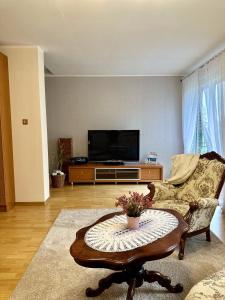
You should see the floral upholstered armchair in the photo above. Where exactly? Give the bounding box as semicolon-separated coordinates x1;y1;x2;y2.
146;152;225;260
185;268;225;300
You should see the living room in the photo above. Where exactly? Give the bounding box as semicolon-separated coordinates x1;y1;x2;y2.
0;1;225;299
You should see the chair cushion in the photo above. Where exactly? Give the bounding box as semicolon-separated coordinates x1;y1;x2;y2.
177;158;225;203
153;199;190;216
185;268;225;300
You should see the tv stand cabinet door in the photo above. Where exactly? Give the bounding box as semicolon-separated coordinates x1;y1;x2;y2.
140;167;162;181
69;167;94;183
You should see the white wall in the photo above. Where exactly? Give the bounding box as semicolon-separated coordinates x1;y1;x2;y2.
37;48;50;200
0;46;49;202
46;76;183;177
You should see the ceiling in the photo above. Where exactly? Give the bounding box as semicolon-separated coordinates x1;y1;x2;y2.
0;0;225;76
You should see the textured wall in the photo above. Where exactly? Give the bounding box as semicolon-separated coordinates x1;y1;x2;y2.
46;76;183;177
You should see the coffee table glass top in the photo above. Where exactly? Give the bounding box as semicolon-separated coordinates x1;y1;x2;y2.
85;209;178;252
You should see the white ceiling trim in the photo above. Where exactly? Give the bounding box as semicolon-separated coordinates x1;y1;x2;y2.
183;42;225;76
45;74;183;78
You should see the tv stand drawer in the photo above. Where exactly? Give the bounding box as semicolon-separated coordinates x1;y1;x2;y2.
95;168;140;181
69;168;94;182
141;168;162;180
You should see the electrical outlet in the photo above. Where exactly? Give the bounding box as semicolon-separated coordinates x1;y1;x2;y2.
22;119;28;125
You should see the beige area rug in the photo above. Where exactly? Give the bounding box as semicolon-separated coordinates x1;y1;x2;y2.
10;209;225;300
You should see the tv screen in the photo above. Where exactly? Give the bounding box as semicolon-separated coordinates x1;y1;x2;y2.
88;130;140;162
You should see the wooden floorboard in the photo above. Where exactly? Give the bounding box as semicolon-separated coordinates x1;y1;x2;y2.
0;183;224;300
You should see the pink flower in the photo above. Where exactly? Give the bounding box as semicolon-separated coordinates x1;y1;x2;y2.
115;191;153;217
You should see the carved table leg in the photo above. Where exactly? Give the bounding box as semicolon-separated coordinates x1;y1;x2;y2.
85;266;183;297
144;270;183;293
206;228;211;242
178;236;186;260
126;278;136;300
86;271;128;297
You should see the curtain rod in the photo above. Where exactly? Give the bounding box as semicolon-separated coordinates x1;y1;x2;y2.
181;47;225;81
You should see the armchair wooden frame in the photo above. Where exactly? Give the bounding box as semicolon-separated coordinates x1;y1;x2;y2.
147;151;225;260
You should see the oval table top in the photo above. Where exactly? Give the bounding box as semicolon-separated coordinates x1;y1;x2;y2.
70;209;188;271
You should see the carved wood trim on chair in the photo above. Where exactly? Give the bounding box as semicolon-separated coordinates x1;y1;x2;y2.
200;151;225;164
147;183;155;200
183;202;199;224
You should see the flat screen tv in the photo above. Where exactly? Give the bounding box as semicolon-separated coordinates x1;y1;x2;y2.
88;130;140;162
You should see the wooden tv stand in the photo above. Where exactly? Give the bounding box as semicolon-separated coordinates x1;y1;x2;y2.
69;163;163;184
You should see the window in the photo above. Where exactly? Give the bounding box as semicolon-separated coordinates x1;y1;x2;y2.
182;51;225;155
196;82;223;154
197;90;208;154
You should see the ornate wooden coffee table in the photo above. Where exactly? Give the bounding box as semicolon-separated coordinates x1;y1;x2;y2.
70;209;188;300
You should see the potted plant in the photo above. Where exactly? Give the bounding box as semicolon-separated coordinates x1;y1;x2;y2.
51;170;65;188
115;191;153;229
51;143;65;188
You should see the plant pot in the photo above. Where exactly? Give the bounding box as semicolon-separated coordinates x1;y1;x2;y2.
127;215;140;230
51;174;65;188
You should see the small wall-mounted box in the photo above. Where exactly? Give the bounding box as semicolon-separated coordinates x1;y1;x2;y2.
22;119;28;125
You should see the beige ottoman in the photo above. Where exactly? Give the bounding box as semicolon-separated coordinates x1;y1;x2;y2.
185;268;225;299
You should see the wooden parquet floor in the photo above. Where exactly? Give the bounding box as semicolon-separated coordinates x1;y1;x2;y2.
0;184;224;300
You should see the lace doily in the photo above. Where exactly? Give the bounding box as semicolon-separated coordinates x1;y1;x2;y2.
85;209;178;252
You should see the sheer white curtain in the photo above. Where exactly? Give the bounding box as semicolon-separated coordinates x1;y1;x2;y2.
182;51;225;210
182;72;199;153
198;54;225;154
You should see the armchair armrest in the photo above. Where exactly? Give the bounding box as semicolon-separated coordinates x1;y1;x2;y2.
189;198;218;210
147;182;155;199
147;181;178;201
185;198;218;233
